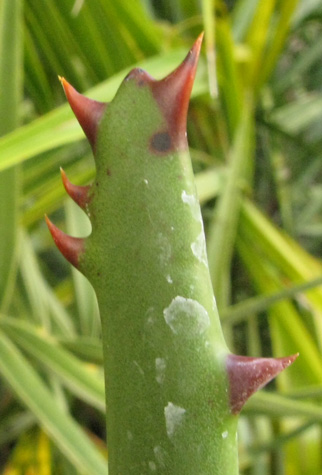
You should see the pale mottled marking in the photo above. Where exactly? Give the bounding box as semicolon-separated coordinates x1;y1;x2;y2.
148;461;157;471
155;357;166;384
153;445;166;467
191;231;208;266
163;296;210;337
164;402;186;438
166;274;173;284
181;190;201;221
157;232;171;266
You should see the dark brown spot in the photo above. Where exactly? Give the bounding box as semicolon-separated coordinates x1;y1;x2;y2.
150;132;172;153
107;168;112;176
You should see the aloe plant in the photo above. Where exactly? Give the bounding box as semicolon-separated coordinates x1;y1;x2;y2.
47;35;297;474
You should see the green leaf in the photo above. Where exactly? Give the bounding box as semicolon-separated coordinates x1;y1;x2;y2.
245;391;322;421
19;232;75;335
0;0;22;311
269;94;322;135
221;275;322;325
0;329;107;475
207;106;254;308
0;316;105;412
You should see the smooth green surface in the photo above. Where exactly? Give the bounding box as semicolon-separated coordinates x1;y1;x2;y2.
79;73;237;474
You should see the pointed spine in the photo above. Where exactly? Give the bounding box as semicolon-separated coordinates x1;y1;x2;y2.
45;215;85;269
60;168;91;211
150;33;204;150
59;76;107;150
226;353;299;414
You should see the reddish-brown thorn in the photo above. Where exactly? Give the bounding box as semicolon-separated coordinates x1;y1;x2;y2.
150;32;204;150
60;168;91;210
45;215;85;269
226;353;299;415
59;76;107;150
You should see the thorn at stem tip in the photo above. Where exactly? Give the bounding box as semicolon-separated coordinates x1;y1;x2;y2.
150;33;204;150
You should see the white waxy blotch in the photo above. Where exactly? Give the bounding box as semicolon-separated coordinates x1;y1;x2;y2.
222;430;228;439
182;190;208;266
148;461;157;471
145;307;156;327
153;445;166;467
155;357;166;384
144;179;149;185
191;231;208;266
157;232;172;266
181;190;201;221
163;296;210;337
166;274;173;284
164;402;186;438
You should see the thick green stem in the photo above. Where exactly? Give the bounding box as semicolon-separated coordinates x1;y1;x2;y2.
83;53;237;472
47;36;296;474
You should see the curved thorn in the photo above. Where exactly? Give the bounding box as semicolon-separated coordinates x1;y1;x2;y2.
45;215;85;269
60;168;91;210
150;32;204;150
59;76;107;150
226;353;299;414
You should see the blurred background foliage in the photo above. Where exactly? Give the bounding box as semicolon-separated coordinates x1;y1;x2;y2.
1;0;322;473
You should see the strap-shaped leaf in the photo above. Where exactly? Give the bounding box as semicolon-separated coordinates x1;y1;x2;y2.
0;330;107;475
0;316;105;412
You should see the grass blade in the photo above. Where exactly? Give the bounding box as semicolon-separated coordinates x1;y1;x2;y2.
0;330;107;474
0;0;22;311
207;106;254;308
0;316;105;412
